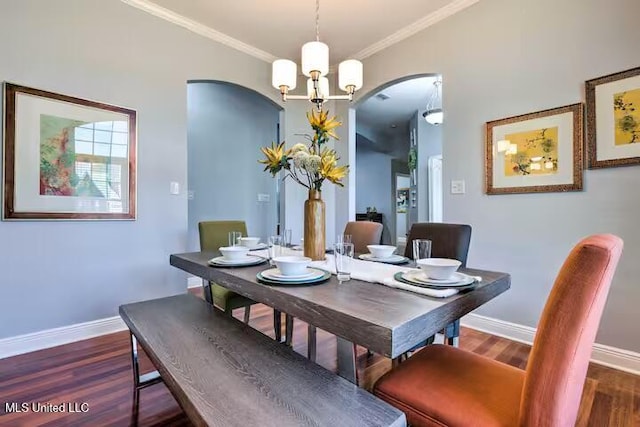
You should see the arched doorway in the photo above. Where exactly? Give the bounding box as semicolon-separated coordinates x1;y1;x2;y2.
187;80;283;250
351;73;443;247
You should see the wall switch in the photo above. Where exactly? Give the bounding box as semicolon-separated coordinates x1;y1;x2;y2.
170;181;180;195
451;180;466;194
187;190;195;200
257;193;270;202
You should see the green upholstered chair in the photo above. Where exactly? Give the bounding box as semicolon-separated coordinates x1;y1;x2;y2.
198;221;284;339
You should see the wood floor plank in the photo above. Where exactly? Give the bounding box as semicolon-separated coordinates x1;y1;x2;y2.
0;290;638;426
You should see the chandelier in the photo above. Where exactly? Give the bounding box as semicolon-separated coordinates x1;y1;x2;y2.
422;79;443;125
271;0;363;111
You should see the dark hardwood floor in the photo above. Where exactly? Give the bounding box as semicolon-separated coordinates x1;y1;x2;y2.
1;289;638;426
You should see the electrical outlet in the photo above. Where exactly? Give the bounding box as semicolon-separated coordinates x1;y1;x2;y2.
187;190;195;200
257;193;270;202
451;180;466;194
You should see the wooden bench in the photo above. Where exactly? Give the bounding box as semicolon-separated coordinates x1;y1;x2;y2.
119;294;406;427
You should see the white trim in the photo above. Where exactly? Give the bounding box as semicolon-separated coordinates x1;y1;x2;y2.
188;276;203;289
350;0;481;60
120;0;479;65
462;313;640;376
0;316;127;360
120;0;277;63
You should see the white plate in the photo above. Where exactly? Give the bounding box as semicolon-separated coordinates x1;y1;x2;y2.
261;268;325;281
402;271;475;287
359;254;407;263
208;256;265;266
247;243;268;251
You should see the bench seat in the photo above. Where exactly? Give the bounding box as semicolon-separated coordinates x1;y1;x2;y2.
119;294;406;427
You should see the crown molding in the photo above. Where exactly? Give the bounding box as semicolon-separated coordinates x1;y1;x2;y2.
121;0;479;66
350;0;481;61
120;0;277;63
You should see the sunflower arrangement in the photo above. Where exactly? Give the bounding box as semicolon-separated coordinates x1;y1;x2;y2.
259;110;348;190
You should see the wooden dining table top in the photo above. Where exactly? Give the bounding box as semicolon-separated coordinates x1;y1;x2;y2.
170;251;510;358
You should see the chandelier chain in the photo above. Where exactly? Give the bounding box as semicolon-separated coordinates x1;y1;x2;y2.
315;0;320;41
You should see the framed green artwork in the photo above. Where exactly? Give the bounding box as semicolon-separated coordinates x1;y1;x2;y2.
3;83;137;220
586;66;640;168
485;103;583;195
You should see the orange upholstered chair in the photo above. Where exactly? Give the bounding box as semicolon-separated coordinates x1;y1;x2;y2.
374;234;623;427
344;221;383;253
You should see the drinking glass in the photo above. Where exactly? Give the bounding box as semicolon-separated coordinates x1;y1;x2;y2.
283;229;292;247
413;239;432;261
335;242;355;283
268;235;284;266
337;234;352;244
228;231;242;247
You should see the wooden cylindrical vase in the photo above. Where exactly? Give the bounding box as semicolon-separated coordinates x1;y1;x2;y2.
304;189;325;261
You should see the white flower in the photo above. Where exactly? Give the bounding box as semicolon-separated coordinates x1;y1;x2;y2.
290;143;309;154
293;151;309;169
304;155;322;173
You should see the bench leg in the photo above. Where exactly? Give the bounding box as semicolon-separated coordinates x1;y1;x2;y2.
243;306;251;324
336;337;357;384
129;332;163;396
307;325;317;362
274;310;282;342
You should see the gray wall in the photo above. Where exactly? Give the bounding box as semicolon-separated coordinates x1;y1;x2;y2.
0;0;278;339
416;109;443;222
355;147;393;244
187;82;280;250
357;0;640;351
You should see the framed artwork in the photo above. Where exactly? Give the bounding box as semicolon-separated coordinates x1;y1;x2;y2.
485;103;583;195
586;66;640;168
396;188;409;213
3;83;137;220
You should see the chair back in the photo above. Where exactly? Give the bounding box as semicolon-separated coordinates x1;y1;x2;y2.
519;234;623;426
198;220;248;251
403;223;472;266
344;221;383;254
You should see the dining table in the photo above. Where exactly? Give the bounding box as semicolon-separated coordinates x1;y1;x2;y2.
169;250;510;384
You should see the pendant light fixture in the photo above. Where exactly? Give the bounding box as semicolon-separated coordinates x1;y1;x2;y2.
271;0;363;111
423;79;443;125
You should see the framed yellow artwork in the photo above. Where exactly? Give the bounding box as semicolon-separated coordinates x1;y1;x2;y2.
485;104;583;195
586;66;640;168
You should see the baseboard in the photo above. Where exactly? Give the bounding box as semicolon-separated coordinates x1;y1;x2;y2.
187;276;202;289
0;316;127;360
462;313;640;376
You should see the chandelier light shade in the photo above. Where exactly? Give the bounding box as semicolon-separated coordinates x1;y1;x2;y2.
301;41;329;77
271;0;363;111
423;79;443;125
272;59;297;91
338;60;363;92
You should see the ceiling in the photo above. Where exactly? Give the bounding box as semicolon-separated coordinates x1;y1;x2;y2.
125;0;478;63
357;75;440;141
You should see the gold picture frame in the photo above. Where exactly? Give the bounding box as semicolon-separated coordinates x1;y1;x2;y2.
3;83;137;220
586;66;640;169
485;103;583;195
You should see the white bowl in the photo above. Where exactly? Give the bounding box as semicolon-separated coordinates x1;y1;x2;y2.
239;237;261;248
219;246;250;261
416;258;462;280
273;256;312;276
367;245;397;259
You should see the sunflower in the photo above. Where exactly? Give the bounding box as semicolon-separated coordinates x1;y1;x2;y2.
259;141;291;176
307;110;342;141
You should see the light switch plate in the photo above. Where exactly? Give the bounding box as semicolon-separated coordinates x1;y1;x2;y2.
170;181;180;195
187;190;195;200
257;193;270;202
451;180;465;194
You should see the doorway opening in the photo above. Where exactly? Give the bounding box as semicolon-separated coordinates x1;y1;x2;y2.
186;80;282;251
353;74;443;246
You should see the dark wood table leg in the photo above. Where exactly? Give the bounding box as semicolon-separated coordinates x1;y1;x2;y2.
274;309;282;342
285;314;294;347
336;336;357;384
307;324;317;362
445;319;460;346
